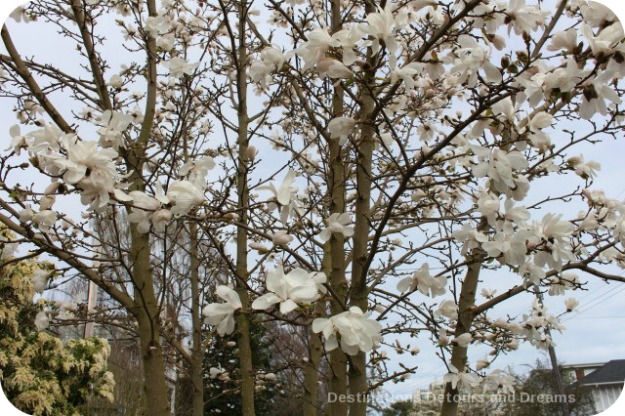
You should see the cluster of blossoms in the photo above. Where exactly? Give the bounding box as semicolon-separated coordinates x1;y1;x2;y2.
312;307;383;355
251;265;327;314
203;267;384;357
254;169;355;247
520;298;564;350
10;117;210;235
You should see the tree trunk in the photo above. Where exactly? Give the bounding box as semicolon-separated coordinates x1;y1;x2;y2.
348;5;377;411
234;2;256;414
189;223;204;416
136;313;172;416
303;327;323;416
324;2;352;414
131;227;172;416
303;252;331;416
440;247;485;416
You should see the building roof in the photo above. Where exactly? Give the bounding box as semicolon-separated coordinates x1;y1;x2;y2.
561;362;605;370
579;360;625;386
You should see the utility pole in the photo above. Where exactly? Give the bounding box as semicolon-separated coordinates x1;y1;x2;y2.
534;286;570;416
84;233;101;339
83;279;98;338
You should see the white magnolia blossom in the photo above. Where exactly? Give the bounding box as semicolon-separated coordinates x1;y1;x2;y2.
97;110;133;149
316;57;353;79
476;359;490;371
547;273;579;296
31;210;57;231
579;75;622;120
519;262;547;286
318;213;354;242
452;223;488;255
480;288;497;299
29;129;123;209
359;6;403;55
435;300;458;320
258;170;303;224
312;307;383;355
443;364;480;390
271;230;294;246
209;366;230;381
567;154;601;180
547;29;578;53
0;242;17;260
108;74;123;88
481;231;529;267
521;298;564;350
390;63;423;89
156;34;176;51
472;146;529;200
7;124;29;155
162;57;199;79
203;285;242;336
39;195;56;211
145;15;170;37
452;333;472;348
449;35;501;87
54;137;119;188
564;298;579;312
179;156;215;182
328;117;357;145
332;26;365;66
127;188;172;233
502;0;548;36
530;214;575;271
252;265;327;314
166;180;205;215
438;328;450;346
396;263;446;297
10;6;30;23
250;46;287;86
296;27;340;69
483;369;516;393
581;22;625;58
28;124;64;154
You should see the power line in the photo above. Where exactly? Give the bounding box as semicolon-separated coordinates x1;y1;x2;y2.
562;283;625;322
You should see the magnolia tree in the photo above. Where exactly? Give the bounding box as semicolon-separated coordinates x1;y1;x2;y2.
1;0;625;415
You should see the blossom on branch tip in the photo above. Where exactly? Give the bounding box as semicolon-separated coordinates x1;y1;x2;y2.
97;110;133;149
443;364;481;390
312;307;383;355
252;265;326;314
203;285;242;336
271;231;294;246
328;117;357;145
166;180;205;215
318;213;354;242
7;125;29;155
162;57;199;79
564;298;579;312
396;263;446;297
296;27;340;69
452;333;473;348
258;169;303;224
